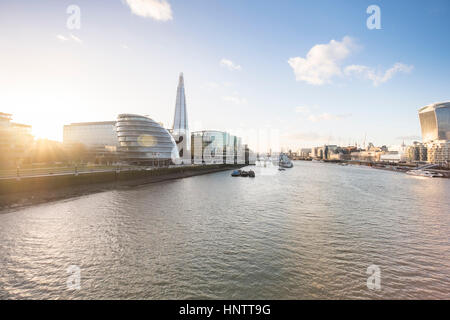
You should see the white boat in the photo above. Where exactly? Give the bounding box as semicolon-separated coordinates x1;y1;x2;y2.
406;170;443;178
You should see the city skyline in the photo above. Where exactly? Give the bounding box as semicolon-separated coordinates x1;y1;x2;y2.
0;1;449;303
0;0;449;150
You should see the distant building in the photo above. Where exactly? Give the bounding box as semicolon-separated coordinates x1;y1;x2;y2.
426;141;450;167
298;148;311;158
63;121;118;149
328;146;352;161
191;130;245;164
116;114;179;166
63;121;118;162
324;145;338;159
419;102;450;143
351;143;388;162
406;141;427;163
311;145;338;160
0;112;33;166
418;102;450;166
310;147;319;159
171;73;191;164
380;152;402;163
380;142;408;163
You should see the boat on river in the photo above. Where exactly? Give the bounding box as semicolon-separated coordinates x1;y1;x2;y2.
279;153;293;168
406;169;443;178
231;170;241;177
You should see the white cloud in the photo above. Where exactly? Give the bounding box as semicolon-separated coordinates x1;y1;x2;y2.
202;82;234;90
125;0;173;21
283;131;327;142
56;34;68;41
288;36;355;85
289;36;413;86
295;106;310;114
222;95;247;105
294;105;350;122
203;82;219;89
57;34;82;44
220;58;242;71
308;113;351;122
344;62;413;86
70;34;82;43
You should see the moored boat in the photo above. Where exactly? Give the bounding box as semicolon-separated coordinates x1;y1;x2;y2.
231;170;241;177
279;153;293;168
406;169;443;178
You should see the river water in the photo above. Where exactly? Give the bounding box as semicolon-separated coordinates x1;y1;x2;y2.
0;161;449;299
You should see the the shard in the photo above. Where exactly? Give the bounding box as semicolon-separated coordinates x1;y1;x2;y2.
172;73;190;162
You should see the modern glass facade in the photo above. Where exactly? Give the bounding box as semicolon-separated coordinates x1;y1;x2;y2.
435;106;450;141
63;121;118;148
116;114;179;165
171;73;190;162
191;130;245;164
426;141;450;166
406;142;427;162
418;102;450;166
0;112;33;166
419;102;450;143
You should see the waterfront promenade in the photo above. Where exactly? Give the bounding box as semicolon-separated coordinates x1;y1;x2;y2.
0;164;245;210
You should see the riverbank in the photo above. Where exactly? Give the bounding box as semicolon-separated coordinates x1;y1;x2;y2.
294;158;450;178
0;164;245;210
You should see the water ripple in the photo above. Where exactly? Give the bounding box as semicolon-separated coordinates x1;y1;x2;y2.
0;161;449;299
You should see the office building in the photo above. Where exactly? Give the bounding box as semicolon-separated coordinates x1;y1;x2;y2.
171;73;191;163
0;112;33;166
63;121;118;148
116;114;179;165
191;130;244;164
418;102;450;166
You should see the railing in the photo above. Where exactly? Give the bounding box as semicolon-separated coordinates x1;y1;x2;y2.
0;164;148;180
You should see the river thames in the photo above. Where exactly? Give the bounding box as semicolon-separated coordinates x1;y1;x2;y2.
0;161;449;299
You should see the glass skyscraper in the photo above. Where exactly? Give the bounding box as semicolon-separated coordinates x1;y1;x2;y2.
419;102;450;143
171;73;190;163
418;102;450;166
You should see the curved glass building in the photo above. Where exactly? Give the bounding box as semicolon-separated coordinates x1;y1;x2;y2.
116;114;179;165
419;102;450;143
418;102;450;166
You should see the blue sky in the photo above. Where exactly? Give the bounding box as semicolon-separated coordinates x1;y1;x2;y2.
0;0;449;150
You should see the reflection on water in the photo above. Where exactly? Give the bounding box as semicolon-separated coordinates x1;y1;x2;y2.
0;161;449;299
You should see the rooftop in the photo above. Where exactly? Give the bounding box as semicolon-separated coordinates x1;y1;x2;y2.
66;121;116;126
12;122;32;128
418;101;450;113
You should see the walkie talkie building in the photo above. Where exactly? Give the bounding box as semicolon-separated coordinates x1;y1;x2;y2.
419;102;450;143
418;102;450;166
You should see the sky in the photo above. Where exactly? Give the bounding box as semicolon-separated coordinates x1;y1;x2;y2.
0;0;449;151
